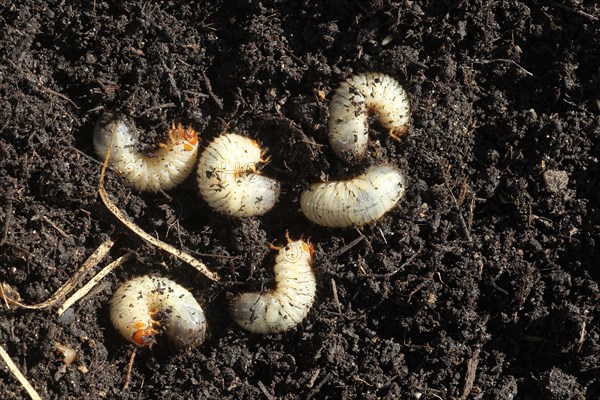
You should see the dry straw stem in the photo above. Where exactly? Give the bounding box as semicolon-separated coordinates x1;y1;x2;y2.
57;251;134;316
97;122;219;282
0;344;42;400
2;238;115;309
0;282;12;309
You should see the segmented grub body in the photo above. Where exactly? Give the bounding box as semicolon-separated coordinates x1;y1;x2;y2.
93;119;199;192
230;239;316;334
197;133;280;217
329;73;411;162
300;164;406;228
110;275;206;348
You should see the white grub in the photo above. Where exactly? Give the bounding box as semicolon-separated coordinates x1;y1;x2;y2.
300;164;406;228
197;133;280;217
93;118;199;192
230;238;316;334
110;275;206;348
328;73;411;162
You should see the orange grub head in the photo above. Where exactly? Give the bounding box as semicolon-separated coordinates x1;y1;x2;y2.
131;322;158;346
169;123;198;149
302;241;315;258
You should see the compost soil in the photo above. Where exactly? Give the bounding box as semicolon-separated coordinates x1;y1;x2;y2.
1;1;599;399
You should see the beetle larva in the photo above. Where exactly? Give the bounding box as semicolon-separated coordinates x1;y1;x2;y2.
300;164;406;228
110;275;206;348
230;238;316;334
328;73;411;163
93;118;199;192
197;133;280;217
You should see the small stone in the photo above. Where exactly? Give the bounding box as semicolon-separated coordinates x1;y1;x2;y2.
543;170;569;193
55;342;77;365
57;308;75;325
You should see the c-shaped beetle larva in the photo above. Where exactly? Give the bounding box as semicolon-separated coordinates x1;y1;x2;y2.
93;118;199;192
197;133;281;217
328;73;411;163
229;236;316;334
300;164;406;228
110;275;207;348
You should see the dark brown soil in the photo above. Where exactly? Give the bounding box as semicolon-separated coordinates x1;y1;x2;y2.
1;1;599;399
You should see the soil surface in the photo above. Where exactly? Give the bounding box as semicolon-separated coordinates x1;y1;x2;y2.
1;1;599;399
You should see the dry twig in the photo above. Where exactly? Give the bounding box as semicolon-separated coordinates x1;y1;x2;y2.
550;1;598;21
0;345;42;400
442;168;472;242
331;278;342;315
2;238;115;309
122;348;137;390
327;234;366;261
461;347;480;399
0;282;11;309
97;123;219;281
1;201;12;245
257;380;275;400
58;251;133;316
474;58;535;77
139;103;176;116
40;215;69;238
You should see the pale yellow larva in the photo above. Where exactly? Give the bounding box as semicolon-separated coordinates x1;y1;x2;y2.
230;238;316;334
110;275;206;348
197;133;280;217
93;118;199;192
300;164;406;228
328;73;411;163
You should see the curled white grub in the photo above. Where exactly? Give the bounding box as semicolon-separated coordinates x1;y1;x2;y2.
300;164;406;228
329;73;411;162
93;118;199;191
197;133;280;217
110;275;206;348
230;237;316;334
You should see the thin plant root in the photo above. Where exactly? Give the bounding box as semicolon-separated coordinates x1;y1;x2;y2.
58;251;134;316
0;344;42;400
2;238;115;309
98;122;219;282
123;348;137;390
